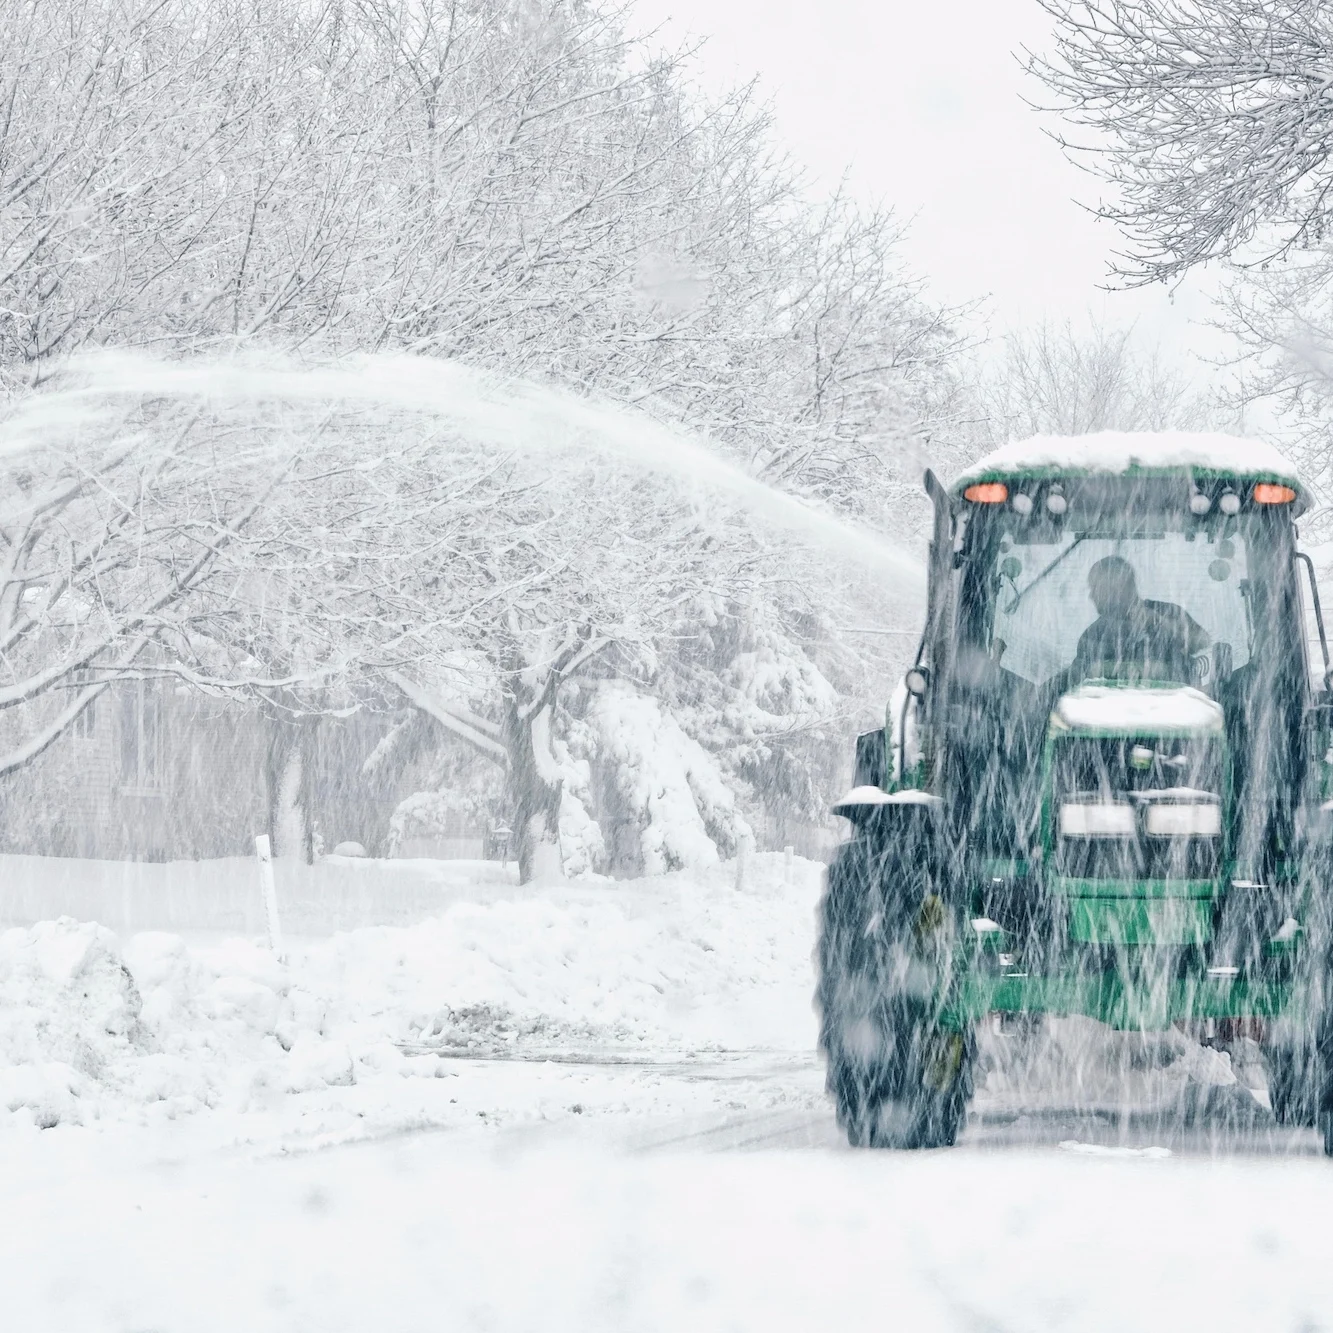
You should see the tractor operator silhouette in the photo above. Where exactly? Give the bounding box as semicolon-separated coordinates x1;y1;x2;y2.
1070;555;1209;684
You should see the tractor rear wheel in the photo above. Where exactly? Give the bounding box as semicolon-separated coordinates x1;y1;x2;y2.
816;832;973;1149
830;998;974;1149
1262;1045;1318;1127
1319;1112;1333;1157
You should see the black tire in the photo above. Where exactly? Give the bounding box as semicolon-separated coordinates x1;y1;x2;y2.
1321;1111;1333;1157
816;827;973;1150
1263;1045;1318;1127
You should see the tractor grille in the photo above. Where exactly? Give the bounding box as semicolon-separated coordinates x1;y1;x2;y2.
1052;735;1223;882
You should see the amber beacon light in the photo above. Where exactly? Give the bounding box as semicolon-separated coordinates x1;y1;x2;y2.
963;482;1008;504
1253;483;1297;505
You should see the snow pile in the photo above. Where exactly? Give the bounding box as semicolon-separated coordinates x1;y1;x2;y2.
0;855;823;1129
0;918;431;1127
978;1014;1269;1123
0;919;142;1127
304;860;815;1055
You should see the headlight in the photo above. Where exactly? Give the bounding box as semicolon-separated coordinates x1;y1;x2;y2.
1145;802;1220;837
1059;802;1135;837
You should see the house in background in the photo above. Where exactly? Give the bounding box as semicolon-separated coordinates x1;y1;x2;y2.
0;684;463;863
0;682;821;868
0;682;270;861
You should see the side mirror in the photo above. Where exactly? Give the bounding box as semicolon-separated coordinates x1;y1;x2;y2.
853;729;887;789
905;666;930;698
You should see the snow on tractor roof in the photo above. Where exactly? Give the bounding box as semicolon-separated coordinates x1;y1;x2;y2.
1051;684;1224;736
952;430;1303;492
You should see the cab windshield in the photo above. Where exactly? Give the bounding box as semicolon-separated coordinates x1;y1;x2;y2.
945;484;1304;878
991;526;1251;688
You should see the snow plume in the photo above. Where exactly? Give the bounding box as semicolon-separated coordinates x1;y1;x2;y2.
0;348;926;595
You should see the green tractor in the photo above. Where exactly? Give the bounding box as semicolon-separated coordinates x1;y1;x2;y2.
817;433;1333;1150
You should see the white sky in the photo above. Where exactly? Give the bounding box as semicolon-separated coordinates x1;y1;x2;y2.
630;0;1227;365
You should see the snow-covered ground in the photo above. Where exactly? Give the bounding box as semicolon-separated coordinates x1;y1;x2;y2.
1;851;1330;1331
0;852;822;1131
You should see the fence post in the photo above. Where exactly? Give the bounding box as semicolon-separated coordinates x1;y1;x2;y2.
255;834;285;962
735;829;752;892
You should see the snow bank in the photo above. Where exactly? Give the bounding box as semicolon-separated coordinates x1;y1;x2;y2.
0;920;141;1127
0;854;823;1129
0;852;1283;1137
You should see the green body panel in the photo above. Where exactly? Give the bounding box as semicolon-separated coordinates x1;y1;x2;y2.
1066;896;1214;946
942;969;1298;1033
1032;688;1233;946
1052;876;1216;900
930;682;1298;1027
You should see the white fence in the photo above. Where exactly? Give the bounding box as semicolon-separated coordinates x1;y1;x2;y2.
0;854;519;936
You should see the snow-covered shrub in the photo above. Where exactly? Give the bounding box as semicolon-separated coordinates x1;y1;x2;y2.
723;643;840;722
386;790;477;857
561;682;751;876
659;596;855;840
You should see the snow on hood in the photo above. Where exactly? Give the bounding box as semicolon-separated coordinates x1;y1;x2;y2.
1051;684;1224;736
953;430;1302;490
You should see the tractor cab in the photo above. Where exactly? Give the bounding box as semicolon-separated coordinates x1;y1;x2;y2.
906;437;1322;906
819;433;1333;1151
899;436;1320;928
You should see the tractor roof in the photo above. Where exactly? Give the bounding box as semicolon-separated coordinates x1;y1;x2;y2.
952;431;1306;507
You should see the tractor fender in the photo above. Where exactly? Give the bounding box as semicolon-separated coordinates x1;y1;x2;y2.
828;789;954;921
830;786;942;820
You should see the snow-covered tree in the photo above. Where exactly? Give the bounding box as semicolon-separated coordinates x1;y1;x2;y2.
1;0;968;872
0;0;387;377
0;377;298;775
1030;0;1333;285
973;319;1221;444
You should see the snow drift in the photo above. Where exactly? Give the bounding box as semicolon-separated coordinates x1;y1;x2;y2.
0;854;824;1128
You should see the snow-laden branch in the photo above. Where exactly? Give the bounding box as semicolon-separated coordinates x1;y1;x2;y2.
0;632;151;776
387;670;507;764
1029;0;1333;283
